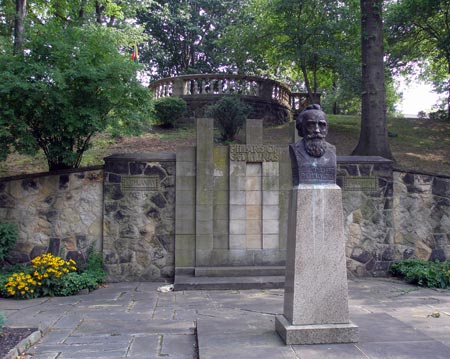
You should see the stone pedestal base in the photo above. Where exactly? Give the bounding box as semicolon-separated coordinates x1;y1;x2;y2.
276;184;358;344
275;315;359;345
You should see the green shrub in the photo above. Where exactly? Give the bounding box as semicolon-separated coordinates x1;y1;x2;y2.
153;97;187;128
390;259;450;289
0;223;18;263
205;96;250;142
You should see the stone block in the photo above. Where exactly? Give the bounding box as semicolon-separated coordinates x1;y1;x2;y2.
263;191;279;205
230;205;246;220
230;220;246;235
196;234;213;250
229;235;246;249
213;204;229;220
245;119;263;144
247;163;262;176
263;234;279;249
263;176;279;191
230;161;247;177
214;175;228;190
214;146;229;164
196;220;213;235
196;204;213;221
246;220;262;235
214;190;229;205
415;240;432;260
176;205;195;221
230;190;246;205
263;162;279;176
246;190;262;205
176;190;195;205
246;234;262;249
213;219;229;235
247;205;262;220
176;176;196;190
263;205;279;220
246;176;262;191
263;219;279;235
176;219;195;235
275;316;358;345
213;234;229;249
176;161;196;177
175;249;195;267
230;176;247;190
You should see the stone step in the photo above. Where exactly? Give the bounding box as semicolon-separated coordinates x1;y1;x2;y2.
174;274;285;291
194;266;285;277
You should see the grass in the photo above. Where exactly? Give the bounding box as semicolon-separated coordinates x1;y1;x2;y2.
0;115;449;177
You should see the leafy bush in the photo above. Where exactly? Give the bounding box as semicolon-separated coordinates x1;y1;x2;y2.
428;109;447;122
0;22;152;171
4;253;77;298
153;97;187;128
206;96;250;142
2;251;107;299
390;259;450;289
0;223;18;263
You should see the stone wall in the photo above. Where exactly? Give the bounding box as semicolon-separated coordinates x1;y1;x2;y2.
0;167;103;265
0;152;449;281
103;154;176;282
393;171;450;262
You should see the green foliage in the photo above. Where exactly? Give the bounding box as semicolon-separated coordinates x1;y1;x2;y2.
0;22;152;171
1;251;106;299
0;223;18;263
137;0;243;79
206;96;250;142
390;259;450;289
0;311;6;333
153;97;187;128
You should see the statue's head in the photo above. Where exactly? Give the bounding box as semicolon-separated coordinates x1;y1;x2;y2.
295;104;329;158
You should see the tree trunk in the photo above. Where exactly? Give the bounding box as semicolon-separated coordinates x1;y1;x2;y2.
13;0;26;55
301;63;315;104
447;62;450;121
352;0;393;159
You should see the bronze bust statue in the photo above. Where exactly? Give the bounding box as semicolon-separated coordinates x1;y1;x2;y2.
289;104;336;185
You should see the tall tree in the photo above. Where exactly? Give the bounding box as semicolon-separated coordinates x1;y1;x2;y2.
220;0;362;108
13;0;26;54
352;0;392;159
137;0;242;80
385;0;450;120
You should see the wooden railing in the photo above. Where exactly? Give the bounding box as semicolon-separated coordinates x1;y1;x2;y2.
150;74;319;112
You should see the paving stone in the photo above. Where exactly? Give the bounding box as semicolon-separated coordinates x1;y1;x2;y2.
160;334;197;357
358;340;450;359
127;335;160;358
292;343;367;359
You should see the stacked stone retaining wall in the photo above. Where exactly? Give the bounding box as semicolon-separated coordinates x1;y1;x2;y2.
0;160;448;280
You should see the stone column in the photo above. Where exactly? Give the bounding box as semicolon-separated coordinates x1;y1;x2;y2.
275;184;358;344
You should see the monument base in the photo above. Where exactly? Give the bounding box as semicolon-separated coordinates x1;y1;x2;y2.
275;315;359;345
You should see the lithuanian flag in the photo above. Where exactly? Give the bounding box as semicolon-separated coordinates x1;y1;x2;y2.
131;43;139;63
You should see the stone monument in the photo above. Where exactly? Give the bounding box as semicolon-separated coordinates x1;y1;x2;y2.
275;105;358;344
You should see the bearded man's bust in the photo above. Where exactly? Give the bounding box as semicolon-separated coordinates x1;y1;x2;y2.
289;105;336;185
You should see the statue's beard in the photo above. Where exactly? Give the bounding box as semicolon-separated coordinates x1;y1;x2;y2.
304;135;326;158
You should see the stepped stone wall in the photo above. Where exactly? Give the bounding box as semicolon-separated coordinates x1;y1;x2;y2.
0;153;448;280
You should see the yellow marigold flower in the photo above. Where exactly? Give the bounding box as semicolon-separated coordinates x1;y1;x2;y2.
20;291;25;295
25;287;29;291
43;273;48;278
30;289;34;293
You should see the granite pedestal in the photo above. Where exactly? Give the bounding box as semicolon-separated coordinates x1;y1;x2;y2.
275;184;358;344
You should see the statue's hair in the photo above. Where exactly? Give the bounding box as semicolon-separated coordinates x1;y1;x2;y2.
295;104;325;138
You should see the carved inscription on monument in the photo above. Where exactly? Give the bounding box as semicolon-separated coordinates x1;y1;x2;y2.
230;144;280;162
298;167;336;184
121;176;160;191
342;176;378;191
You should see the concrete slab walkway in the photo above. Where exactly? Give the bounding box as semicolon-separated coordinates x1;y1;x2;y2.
1;278;450;359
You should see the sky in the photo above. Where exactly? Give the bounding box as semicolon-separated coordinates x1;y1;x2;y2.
396;80;444;116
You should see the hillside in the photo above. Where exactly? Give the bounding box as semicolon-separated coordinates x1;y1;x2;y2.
1;115;449;178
